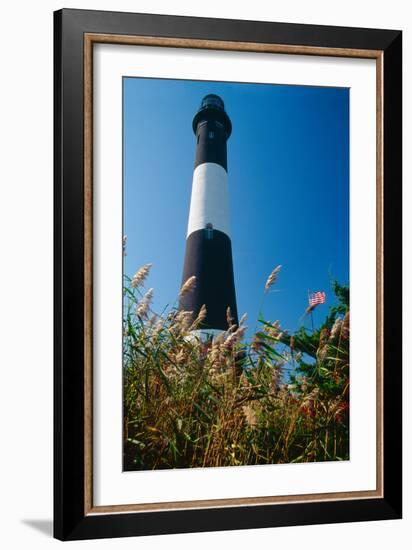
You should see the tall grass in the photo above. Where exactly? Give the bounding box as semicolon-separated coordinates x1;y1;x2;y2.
123;267;349;470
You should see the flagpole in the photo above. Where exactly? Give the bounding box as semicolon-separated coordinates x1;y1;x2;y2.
308;289;314;332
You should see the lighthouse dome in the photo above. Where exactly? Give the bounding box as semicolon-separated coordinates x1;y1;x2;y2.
192;94;232;137
201;94;225;110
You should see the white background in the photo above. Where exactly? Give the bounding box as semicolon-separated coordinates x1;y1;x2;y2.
0;0;409;548
94;44;376;505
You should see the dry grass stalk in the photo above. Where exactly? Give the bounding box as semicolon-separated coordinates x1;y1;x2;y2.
179;275;196;298
171;310;193;333
190;304;207;330
136;288;153;318
223;325;246;350
239;313;247;326
131;263;152;288
341;311;350;339
329;317;342;340
265;264;282;292
264;319;280;336
242;404;258;428
226;306;235;327
152;317;164;337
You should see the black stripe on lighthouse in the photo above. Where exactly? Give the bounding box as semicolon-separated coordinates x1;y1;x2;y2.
180;94;238;331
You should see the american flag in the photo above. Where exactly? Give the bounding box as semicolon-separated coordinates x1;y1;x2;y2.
308;291;326;307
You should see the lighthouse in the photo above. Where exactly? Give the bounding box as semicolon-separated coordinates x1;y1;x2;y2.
179;94;238;333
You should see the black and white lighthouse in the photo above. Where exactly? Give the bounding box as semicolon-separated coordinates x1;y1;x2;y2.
180;94;238;333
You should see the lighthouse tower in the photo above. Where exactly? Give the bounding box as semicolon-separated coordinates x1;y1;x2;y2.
179;94;238;333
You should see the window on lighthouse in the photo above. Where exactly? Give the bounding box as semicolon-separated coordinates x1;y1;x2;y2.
208;130;215;139
205;223;214;240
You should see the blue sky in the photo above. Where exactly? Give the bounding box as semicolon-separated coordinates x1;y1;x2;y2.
123;77;349;336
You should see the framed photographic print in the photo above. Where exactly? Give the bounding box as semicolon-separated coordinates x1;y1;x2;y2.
54;8;402;541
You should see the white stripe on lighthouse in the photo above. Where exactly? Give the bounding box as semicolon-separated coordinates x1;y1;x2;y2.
186;162;230;237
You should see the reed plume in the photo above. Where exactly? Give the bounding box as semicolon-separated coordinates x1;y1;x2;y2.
239;313;247;327
265;264;282;292
179;275;196;298
136;288;153;318
329;317;342;340
226;306;235;327
223;325;246;349
341;311;350;339
171;310;193;333
131;263;152;288
190;304;207;330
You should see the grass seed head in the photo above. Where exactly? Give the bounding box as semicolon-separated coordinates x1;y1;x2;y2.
190;304;207;330
179;275;196;298
131;263;152;288
136;288;153;318
265;264;282;292
226;306;235;327
171;310;193;333
330;317;342;340
341;311;350;339
239;313;247;327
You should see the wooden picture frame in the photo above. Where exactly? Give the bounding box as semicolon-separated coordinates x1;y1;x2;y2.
54;8;402;540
